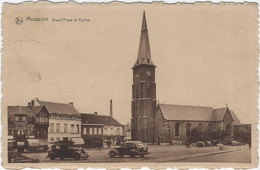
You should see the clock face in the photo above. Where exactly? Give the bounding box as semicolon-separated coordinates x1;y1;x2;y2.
146;71;151;76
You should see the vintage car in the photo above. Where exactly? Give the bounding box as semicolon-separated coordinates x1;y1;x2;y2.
204;141;212;146
8;151;39;163
108;141;149;158
48;141;89;160
196;141;206;147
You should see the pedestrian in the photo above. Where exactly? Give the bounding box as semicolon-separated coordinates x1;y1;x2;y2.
107;140;111;148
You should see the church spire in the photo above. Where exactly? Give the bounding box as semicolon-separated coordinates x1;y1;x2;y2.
133;11;155;68
141;10;148;31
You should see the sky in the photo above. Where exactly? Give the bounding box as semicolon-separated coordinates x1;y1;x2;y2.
2;3;258;125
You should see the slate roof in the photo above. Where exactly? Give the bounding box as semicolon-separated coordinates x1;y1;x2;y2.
81;113;122;126
159;104;214;121
38;101;79;115
133;11;155;68
8;106;43;116
158;104;241;124
230;110;241;125
212;108;226;121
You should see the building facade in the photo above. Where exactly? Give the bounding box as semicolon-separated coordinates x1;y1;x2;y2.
81;113;124;147
123;123;131;142
131;11;157;143
103;124;123;146
154;104;235;144
81;113;104;148
8;105;49;149
30;98;83;144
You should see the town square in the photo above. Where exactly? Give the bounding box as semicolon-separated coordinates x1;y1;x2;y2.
2;2;257;168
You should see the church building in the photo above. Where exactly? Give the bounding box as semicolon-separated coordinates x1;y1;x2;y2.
131;11;157;143
131;11;244;144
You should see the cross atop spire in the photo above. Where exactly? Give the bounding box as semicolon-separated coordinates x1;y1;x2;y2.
133;11;155;68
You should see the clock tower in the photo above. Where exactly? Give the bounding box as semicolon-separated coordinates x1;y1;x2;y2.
131;11;156;143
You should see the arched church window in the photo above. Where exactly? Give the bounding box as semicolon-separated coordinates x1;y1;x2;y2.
226;124;231;136
175;123;180;136
186;123;191;136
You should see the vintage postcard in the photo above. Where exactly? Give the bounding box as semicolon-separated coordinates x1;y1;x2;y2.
1;1;258;169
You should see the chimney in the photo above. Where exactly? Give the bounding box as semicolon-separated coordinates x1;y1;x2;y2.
32;98;41;106
94;112;98;115
69;102;74;106
31;100;34;107
110;100;113;118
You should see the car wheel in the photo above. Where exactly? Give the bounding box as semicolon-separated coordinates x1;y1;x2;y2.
109;152;115;158
119;154;124;158
74;154;80;160
60;156;64;160
50;153;55;160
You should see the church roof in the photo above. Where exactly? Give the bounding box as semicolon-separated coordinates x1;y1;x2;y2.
81;113;122;126
133;11;155;68
158;103;240;123
230;110;241;125
159;104;214;121
212;108;226;121
38;100;79;115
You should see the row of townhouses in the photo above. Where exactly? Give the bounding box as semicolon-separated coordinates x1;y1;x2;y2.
8;98;129;148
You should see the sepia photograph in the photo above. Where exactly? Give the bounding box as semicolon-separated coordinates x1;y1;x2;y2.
1;2;258;169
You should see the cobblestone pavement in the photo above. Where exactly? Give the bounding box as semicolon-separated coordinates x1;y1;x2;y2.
21;144;250;163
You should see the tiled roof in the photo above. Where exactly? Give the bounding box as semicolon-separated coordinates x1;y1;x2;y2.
8;106;43;115
159;104;214;121
38;101;79;115
81;113;122;126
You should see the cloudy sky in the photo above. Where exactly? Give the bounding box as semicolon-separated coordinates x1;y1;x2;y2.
3;3;258;124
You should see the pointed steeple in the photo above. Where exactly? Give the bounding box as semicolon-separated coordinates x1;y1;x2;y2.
141;11;148;31
133;11;155;68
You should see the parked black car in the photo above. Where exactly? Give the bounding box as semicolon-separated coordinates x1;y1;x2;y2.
48;141;89;160
8;151;39;163
109;141;149;158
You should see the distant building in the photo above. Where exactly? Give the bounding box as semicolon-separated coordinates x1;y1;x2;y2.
123;123;131;142
81;113;104;148
29;98;83;145
154;104;238;144
8;105;49;147
81;112;123;147
102;116;124;146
